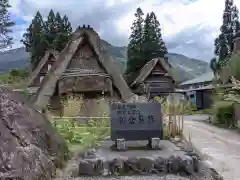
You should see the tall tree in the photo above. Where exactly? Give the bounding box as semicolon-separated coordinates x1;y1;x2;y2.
141;12;167;64
21;23;33;53
0;0;15;49
53;14;72;52
210;57;218;75
125;7;144;76
44;9;57;50
21;11;46;69
232;4;240;41
214;0;240;68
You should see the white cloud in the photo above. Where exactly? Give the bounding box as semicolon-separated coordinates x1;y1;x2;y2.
116;0;240;59
7;0;240;60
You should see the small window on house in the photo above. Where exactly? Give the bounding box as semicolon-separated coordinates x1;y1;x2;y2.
40;76;44;83
190;94;194;98
48;64;51;71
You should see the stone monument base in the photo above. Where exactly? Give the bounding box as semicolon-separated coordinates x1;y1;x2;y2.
113;138;161;151
77;140;199;176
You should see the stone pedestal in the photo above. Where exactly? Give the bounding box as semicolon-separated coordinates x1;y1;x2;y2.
116;139;126;150
151;137;160;149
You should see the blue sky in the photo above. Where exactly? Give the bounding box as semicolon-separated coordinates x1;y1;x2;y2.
7;0;240;61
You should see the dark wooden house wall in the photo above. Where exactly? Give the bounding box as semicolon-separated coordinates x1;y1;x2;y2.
31;55;56;87
66;44;106;73
58;42;113;95
144;63;175;98
196;89;214;109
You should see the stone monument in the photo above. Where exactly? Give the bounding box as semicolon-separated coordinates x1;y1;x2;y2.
110;102;163;150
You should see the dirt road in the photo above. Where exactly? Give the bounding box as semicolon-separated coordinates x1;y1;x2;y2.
183;115;240;180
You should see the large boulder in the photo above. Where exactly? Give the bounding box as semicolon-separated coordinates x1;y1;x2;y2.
0;87;69;180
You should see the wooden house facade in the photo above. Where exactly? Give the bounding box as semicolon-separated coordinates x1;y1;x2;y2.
33;26;133;114
131;58;175;99
27;50;59;87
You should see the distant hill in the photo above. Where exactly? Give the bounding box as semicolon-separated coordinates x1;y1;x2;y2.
0;40;211;83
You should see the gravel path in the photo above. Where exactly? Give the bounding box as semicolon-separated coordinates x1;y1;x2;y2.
183;115;240;180
56;174;214;180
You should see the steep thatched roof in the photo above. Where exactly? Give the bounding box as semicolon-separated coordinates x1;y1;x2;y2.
27;50;59;87
33;27;133;109
131;58;173;87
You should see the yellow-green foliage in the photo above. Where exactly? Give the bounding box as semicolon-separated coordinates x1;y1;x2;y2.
212;100;234;125
0;73;10;83
52;118;110;151
154;95;194;115
50;94;110;152
0;68;29;85
0;73;21;84
61;94;84;117
154;95;185;138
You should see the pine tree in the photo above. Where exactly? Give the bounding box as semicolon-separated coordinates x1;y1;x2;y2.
55;12;62;32
52;12;63;52
232;5;240;40
62;15;72;33
214;0;240;68
53;14;72;52
21;23;33;53
141;12;167;64
44;9;57;50
125;7;144;76
0;0;15;49
210;57;218;75
21;11;46;69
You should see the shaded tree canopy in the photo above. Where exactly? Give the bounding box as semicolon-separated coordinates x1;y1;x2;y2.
21;11;46;69
125;8;167;84
126;7;144;76
21;10;72;70
214;0;240;70
0;0;15;49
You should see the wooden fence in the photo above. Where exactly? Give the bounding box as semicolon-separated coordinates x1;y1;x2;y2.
50;100;185;138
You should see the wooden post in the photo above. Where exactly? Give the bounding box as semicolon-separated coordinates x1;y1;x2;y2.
181;102;184;136
172;99;176;137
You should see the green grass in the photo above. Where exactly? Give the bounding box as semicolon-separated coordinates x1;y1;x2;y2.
0;73;11;84
52;119;110;152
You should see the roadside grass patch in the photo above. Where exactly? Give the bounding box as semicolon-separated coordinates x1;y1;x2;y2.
212;100;234;127
50;94;110;153
51;118;110;152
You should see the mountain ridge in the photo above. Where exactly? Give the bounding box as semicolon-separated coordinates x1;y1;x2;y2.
0;40;211;83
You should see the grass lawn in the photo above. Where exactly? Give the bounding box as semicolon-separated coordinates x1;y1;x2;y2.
51;119;110;153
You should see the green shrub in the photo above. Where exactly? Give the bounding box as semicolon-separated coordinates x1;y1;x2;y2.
22;88;32;100
9;68;29;78
213;100;234;126
51;117;110;152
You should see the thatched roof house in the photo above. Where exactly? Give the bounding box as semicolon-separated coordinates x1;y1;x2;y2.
131;58;175;98
27;50;59;87
33;26;133;109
